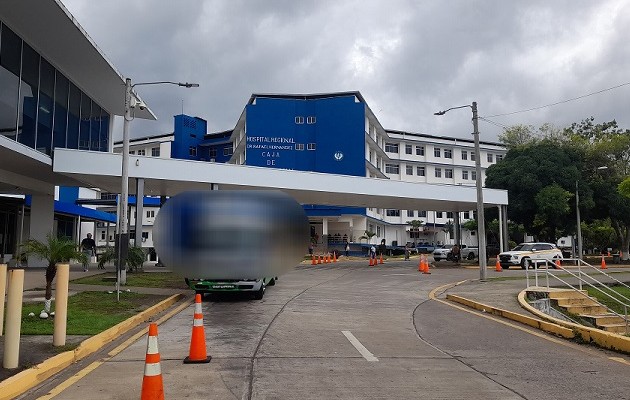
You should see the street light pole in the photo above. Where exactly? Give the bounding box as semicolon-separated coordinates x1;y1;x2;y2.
576;180;582;261
117;78;198;298
434;101;487;281
471;102;487;281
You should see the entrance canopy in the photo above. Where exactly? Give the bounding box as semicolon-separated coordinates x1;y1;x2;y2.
53;149;507;212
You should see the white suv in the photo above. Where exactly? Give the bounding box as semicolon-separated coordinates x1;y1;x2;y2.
498;242;563;269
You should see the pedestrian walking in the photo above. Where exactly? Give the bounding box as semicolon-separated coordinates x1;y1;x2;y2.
80;233;96;271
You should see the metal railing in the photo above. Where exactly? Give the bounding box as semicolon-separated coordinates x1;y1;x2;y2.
525;258;629;334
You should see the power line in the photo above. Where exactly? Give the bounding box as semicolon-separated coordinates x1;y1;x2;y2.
484;81;630;118
479;116;509;130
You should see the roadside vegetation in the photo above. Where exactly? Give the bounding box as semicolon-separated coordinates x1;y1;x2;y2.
71;271;188;289
484;118;630;257
20;291;168;335
587;285;630;316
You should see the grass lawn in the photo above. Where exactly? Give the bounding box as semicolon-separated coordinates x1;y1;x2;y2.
71;271;189;289
20;291;167;335
587;285;630;316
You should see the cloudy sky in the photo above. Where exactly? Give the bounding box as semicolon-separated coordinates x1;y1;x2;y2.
62;0;630;142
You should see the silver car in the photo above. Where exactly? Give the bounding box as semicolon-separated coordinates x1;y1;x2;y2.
432;244;454;261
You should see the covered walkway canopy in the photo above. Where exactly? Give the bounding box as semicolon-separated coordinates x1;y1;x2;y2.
53;149;508;212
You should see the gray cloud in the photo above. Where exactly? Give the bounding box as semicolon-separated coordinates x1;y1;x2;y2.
62;0;630;141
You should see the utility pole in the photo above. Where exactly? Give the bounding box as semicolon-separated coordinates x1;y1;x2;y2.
472;102;487;281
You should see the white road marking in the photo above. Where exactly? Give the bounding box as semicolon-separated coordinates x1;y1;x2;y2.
342;330;379;362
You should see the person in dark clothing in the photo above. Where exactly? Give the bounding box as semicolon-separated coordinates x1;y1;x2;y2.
81;233;96;271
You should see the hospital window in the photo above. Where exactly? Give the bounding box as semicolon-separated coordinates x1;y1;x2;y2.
386;209;400;217
151;147;160;157
406;165;413;175
487;153;494;162
471;171;477;181
223;147;233;156
463;211;470;219
444;149;452;158
446;212;453;219
405;144;412;154
137;149;146;156
461;151;467;160
434;147;441;157
435;168;442;178
385;164;399;174
462;170;469;180
385;143;399;153
407;210;414;217
418;211;427;218
416;146;424;156
445;168;453;178
209;148;217;158
436;211;443;218
189;146;196;157
416;166;425;176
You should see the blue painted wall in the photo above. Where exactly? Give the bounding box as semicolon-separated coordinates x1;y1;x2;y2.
244;95;366;176
171;115;206;160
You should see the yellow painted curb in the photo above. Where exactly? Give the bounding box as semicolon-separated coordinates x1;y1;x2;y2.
446;294;574;339
0;293;185;400
518;289;630;354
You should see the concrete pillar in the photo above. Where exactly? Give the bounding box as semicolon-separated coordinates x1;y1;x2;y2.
76;215;82;245
453;212;461;246
134;178;144;247
0;263;6;336
3;269;24;369
322;218;329;250
498;206;504;253
29;193;54;268
53;263;70;346
501;205;509;251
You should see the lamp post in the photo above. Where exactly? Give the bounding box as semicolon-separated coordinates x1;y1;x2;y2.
435;102;487;281
576;166;608;261
118;79;198;295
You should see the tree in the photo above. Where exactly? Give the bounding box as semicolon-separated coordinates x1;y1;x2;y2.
21;233;87;314
485;138;583;239
98;246;146;272
358;230;376;244
406;219;424;240
532;183;572;242
442;220;454;242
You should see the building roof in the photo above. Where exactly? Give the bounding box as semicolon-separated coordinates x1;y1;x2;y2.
249;91;365;105
0;0;155;120
386;129;504;147
113;133;174;146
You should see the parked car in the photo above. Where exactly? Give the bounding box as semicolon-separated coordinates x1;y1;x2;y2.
416;242;436;253
432;244;454;261
498;242;563;269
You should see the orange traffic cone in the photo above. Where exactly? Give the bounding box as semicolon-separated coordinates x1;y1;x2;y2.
601;255;607;270
608;251;611;257
555;259;562;269
184;294;211;364
141;323;164;400
418;258;423;272
333;252;338;262
495;259;502;272
318;255;322;265
370;257;375;266
422;259;431;275
311;255;316;265
379;254;384;264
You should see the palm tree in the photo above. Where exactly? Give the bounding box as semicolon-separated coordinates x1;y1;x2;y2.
406;219;424;242
21;233;87;313
98;246;146;272
442;220;454;243
358;230;376;244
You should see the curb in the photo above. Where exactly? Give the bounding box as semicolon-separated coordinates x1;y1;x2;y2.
0;293;185;400
517;289;630;354
445;292;630;355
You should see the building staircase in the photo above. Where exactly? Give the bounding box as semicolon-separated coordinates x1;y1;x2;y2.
547;289;628;334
